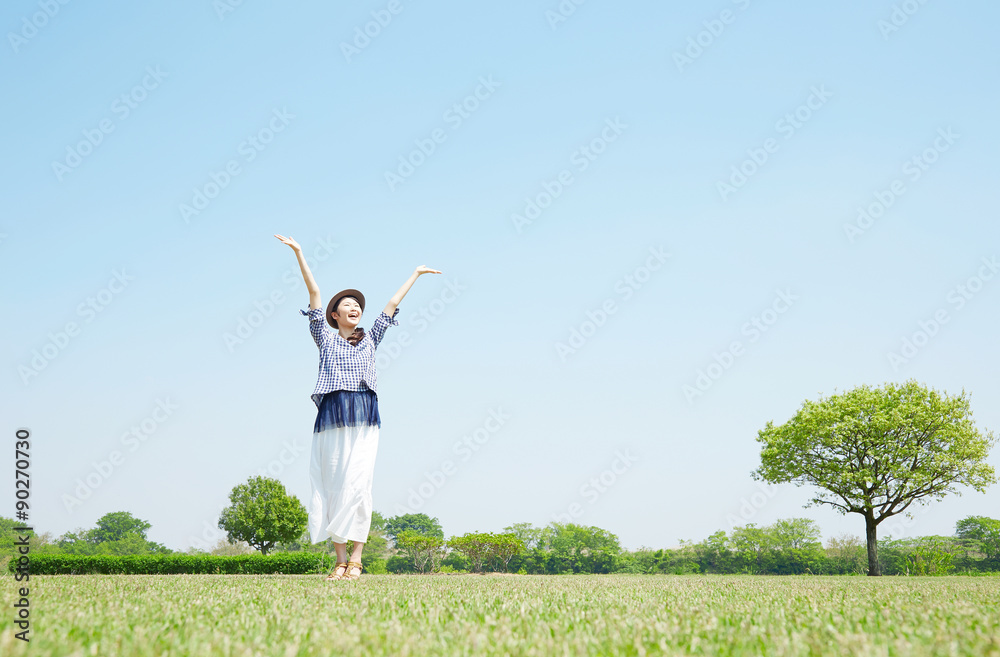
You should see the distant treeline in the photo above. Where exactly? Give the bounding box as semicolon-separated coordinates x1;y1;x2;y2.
363;514;1000;576
4;513;998;576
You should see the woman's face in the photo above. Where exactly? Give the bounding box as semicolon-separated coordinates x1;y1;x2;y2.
333;297;362;329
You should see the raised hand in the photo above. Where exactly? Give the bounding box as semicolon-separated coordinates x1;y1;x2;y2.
415;265;442;275
276;234;321;307
274;234;302;251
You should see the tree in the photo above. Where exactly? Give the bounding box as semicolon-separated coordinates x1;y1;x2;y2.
502;522;543;550
546;523;622;573
56;528;98;553
955;516;1000;561
490;533;525;572
446;532;524;573
698;530;731;573
447;533;492;573
217;475;308;555
769;518;821;550
395;529;445;573
385;513;443;543
92;511;152;543
766;519;825;574
825;533;866;574
729;523;772;574
753;380;996;575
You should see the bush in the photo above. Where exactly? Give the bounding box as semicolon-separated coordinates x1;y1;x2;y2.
362;557;388;574
7;553;338;575
441;551;469;572
447;532;524;573
386;555;415;574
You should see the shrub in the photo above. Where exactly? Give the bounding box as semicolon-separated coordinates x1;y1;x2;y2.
7;553;337;575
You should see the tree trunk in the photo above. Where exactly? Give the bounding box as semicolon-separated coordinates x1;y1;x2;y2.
865;515;880;576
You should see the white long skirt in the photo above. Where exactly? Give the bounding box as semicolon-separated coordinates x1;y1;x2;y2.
307;389;381;544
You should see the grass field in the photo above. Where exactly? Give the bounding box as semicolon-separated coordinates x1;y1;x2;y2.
3;574;999;656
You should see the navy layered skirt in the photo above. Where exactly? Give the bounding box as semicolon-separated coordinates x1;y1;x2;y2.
313;388;381;433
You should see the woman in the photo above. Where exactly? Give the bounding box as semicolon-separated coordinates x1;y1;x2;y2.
275;234;441;581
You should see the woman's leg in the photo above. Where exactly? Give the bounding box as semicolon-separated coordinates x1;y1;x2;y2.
349;540;365;563
333;541;348;563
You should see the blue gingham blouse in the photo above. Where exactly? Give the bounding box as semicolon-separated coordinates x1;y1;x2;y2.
299;306;400;407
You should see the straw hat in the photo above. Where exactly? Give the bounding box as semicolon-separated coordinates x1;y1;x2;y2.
326;288;365;329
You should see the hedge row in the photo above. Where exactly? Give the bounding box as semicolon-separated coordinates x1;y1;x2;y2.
7;553;340;575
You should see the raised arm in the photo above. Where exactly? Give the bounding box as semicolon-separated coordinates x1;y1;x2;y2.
274;234;322;309
383;265;442;316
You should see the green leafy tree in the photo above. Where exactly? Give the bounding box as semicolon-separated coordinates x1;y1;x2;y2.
446;532;524;573
767;518;825;574
825;533;866;575
370;510;388;534
385;513;444;543
502;522;543;550
217;475;308;555
56;528;98;554
546;523;622;573
447;532;492;573
395;529;445;573
753;380;996;576
699;530;732;573
92;511;151;543
729;523;773;574
955;516;1000;564
490;533;525;572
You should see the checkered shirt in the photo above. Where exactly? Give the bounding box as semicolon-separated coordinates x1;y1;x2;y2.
299;305;400;407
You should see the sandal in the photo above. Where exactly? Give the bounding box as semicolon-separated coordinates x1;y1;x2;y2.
342;561;363;580
326;561;349;581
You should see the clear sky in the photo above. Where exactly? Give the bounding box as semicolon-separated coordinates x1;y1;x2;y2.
3;0;998;552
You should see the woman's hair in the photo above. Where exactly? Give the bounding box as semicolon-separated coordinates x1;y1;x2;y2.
334;297;365;346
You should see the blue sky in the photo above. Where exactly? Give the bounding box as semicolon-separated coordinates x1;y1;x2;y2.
2;0;999;552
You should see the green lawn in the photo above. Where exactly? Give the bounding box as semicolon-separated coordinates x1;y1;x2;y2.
3;574;999;656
